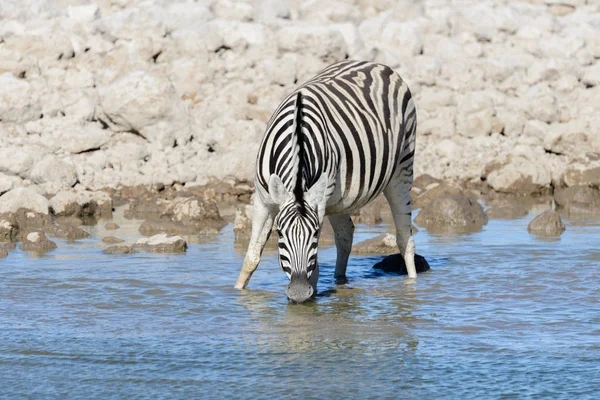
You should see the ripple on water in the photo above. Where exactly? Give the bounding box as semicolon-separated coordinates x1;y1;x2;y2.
1;213;600;398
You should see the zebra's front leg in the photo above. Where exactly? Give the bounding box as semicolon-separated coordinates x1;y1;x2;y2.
235;199;277;289
384;179;417;279
328;214;355;283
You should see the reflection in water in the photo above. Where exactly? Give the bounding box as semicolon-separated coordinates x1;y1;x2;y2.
1;211;600;398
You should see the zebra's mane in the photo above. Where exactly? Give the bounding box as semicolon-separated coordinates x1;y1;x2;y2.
292;91;306;214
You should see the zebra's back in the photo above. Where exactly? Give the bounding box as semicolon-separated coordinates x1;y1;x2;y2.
255;60;417;215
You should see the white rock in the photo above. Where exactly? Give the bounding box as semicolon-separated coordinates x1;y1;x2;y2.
29;155;78;189
487;156;552;194
26;232;41;242
277;25;347;63
0;73;42;123
581;63;600;87
59;124;112;154
214;1;253;21
544;119;598;156
98;71;191;148
524;84;559;123
0;174;14;194
67;4;99;22
0;187;49;215
0;147;34;178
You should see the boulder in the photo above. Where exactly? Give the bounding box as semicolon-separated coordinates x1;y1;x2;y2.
104;222;120;230
134;234;187;253
554;185;600;208
29;156;78;189
20;231;57;253
412;183;463;209
49;190;113;219
561;161;600;187
527;210;565;236
104;245;137;255
0;72;42;123
98;71;191;148
352;233;397;255
485;155;552;195
0;148;34;178
0;187;49;215
373;253;430;274
485;205;529;219
102;236;125;244
415;193;488;232
0;174;14;195
51;225;90;241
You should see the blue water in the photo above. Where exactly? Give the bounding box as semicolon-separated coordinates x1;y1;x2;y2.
1;210;599;399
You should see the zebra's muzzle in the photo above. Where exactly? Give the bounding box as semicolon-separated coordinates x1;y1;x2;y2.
286;275;314;303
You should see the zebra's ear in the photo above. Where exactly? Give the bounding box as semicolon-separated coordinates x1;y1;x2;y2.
268;174;290;205
306;174;328;208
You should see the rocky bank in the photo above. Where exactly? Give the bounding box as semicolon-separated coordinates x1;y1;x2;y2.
0;0;599;197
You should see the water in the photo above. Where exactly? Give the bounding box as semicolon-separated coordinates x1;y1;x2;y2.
1;208;599;399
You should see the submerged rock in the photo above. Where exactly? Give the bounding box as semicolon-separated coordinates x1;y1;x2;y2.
415;193;488;232
52;225;90;240
20;231;57;253
373;253;430;274
0;245;8;258
527;210;565;236
135;234;187;253
485;205;529;219
104;245;137;254
104;222;120;230
102;236;125;244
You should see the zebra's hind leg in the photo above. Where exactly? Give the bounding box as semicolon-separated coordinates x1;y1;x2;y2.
235;198;277;289
328;214;355;283
384;175;417;279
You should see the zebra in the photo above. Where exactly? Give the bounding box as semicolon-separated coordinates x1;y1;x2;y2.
235;60;418;303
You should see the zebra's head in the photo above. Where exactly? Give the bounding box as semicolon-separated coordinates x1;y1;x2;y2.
269;173;328;303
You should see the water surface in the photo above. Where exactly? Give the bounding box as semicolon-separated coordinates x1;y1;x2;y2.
1;209;599;399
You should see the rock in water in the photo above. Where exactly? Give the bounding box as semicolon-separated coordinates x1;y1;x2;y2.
527;210;565;236
415;193;488;232
20;231;57;253
135;234;187;253
104;245;137;255
373;254;431;274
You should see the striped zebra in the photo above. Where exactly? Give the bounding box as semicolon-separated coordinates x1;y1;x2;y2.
235;60;418;303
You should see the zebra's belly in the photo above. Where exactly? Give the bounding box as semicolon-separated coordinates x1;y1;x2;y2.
324;180;386;216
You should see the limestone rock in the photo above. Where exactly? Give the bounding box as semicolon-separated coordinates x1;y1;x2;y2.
0;148;34;178
554;185;600;208
49;190;113;219
412;183;463;209
352;233;397;255
562;161;600;187
135;234;187;253
104;245;137;255
98;71;191;148
527;210;565;236
104;222;120;230
485;155;552;195
102;236;125;244
415;193;488;232
277;25;347;64
0;187;49;215
29;156;78;189
0;73;42;123
20;231;57;253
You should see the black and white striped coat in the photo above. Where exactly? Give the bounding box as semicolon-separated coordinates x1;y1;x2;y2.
236;60;418;303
